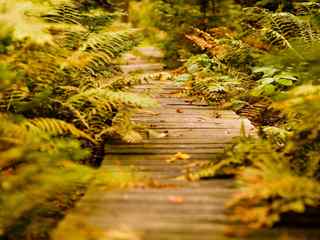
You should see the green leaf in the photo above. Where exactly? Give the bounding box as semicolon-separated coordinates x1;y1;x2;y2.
253;66;279;77
276;78;293;86
251;86;264;97
259;77;275;85
275;73;298;81
263;84;276;95
251;84;276;97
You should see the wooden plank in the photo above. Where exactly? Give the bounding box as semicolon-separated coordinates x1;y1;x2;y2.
107;143;229;149
135;109;238;116
134;86;184;90
111;138;237;144
134;115;239;120
103;158;202;165
103;154;221;161
135;113;239;119
121;63;164;73
136;122;253;130
155;105;226;110
85;185;238;196
136;130;243;139
78;218;229;232
133;118;246;123
105;148;224;154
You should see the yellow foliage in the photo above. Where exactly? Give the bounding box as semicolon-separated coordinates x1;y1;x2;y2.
167;152;191;163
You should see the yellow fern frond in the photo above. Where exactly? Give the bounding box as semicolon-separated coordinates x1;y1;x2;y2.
24;118;96;143
121;130;143;143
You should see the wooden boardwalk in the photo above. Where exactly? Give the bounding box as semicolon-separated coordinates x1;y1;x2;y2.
55;49;320;240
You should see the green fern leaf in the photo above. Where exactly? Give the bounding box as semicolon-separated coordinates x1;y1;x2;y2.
23;118;96;143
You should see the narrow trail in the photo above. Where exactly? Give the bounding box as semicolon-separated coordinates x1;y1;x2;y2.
58;48;320;240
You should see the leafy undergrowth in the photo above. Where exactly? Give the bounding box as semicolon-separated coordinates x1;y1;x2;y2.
170;1;320;230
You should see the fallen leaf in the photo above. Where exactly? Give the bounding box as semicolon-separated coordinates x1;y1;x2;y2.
168;196;184;204
147;129;168;139
167;152;191;163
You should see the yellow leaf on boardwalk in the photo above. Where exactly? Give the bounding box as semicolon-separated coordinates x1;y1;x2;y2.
167;152;191;163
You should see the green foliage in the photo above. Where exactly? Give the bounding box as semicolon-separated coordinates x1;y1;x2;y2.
24;117;97;143
190;85;320;225
173;39;250;104
148;0;202;67
137;0;240;68
250;66;299;97
0;0;150;142
219;88;320;226
178;4;320;124
0;113;95;235
228;157;320;229
180;1;320;229
0;0;151;238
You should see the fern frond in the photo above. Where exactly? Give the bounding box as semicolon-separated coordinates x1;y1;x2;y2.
263;11;320;50
45;4;116;30
23;118;96;143
0;86;30;111
111;112;143;143
79;9;118;30
67;89;158;110
294;2;320;16
85;30;141;62
263;29;304;59
121;130;143;143
270;13;302;39
45;4;82;25
262;126;291;146
92;75;147;90
61;29;141;76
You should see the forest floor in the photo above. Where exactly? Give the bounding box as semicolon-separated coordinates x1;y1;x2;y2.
54;47;320;240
